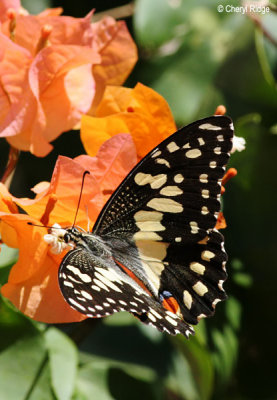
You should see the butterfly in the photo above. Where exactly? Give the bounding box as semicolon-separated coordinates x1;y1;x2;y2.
54;116;234;337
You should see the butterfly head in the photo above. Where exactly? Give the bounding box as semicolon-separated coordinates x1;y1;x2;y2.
44;224;85;254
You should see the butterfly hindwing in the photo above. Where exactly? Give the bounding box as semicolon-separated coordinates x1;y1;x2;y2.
58;245;194;336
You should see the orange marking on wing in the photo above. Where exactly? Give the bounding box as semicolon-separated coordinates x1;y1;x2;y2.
162;296;180;314
114;259;152;295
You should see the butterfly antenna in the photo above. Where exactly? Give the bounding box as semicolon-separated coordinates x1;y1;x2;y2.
27;222;61;228
72;170;90;228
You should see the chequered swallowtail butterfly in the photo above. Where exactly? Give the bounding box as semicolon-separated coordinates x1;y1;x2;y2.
55;116;234;337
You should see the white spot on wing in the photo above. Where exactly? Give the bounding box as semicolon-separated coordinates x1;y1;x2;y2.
160;186;183;197
174;174;184;183
91;285;101;292
190;221;199;234
81;290;93;300
134;232;163;241
212;298;221;308
199;174;208;183
68;298;86;311
147;313;157;322
93;278;110;292
150;309;163;319
156;158;170;168
201;206;209;215
151;149;161;158
185;149;202;159
167;141;180;153
214;147;221;155
165;314;178;326
63;281;74;288
201;189;209;199
193;281;208;296
201;250;215;261
147;198;183;213
209;161;217;168
66;265;92;283
183;290;192;309
135;219;165;232
94;272;122;292
134;172;167;189
199;123;222;131
190;262;205;275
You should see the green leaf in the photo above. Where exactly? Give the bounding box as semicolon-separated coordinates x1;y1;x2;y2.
76;355;159;400
165;349;199;400
0;244;18;268
233;272;253;288
172;335;214;400
0;333;47;400
75;362;114;400
211;326;238;385
0;295;42;352
0;244;18;285
45;327;78;400
255;13;277;87
225;296;242;330
28;361;55;400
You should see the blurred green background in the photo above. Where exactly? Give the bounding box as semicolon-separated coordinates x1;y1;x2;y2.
0;0;277;399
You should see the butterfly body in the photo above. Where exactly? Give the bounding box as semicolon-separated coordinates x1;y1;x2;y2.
56;116;234;336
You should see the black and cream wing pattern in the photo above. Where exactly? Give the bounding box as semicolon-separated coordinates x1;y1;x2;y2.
58;115;234;336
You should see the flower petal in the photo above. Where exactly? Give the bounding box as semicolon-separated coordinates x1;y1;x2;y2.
37;8;63;17
1;252;86;323
28;45;100;148
2;11;94;56
76;133;137;196
81;83;176;158
14;156;103;227
90;17;138;113
0;0;20;22
0;33;34;138
0;213;48;283
4;45;101;157
81;113;128;157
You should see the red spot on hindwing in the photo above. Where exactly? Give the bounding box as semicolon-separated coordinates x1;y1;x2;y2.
162;296;180;314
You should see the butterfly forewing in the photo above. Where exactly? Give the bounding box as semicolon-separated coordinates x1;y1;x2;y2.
59;115;234;336
93;116;233;244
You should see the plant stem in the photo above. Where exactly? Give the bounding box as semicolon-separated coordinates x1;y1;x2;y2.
250;14;277;47
93;2;134;21
1;145;20;189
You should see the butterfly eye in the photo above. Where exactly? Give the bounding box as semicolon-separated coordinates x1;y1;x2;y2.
64;233;71;243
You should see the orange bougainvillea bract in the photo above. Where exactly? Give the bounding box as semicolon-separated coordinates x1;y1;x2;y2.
81;83;177;160
0;1;137;156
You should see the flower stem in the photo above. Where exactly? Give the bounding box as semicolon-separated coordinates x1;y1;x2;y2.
93;2;134;21
1;145;20;189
